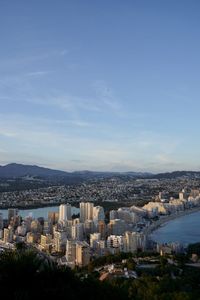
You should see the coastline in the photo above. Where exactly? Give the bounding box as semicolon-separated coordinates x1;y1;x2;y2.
144;206;200;235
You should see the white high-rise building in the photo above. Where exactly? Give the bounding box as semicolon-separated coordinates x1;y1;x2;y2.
123;231;146;253
54;230;67;252
107;235;124;251
66;240;90;267
16;222;27;236
76;241;90;267
8;208;18;223
80;202;94;222
59;204;72;222
71;223;84;241
3;226;13;243
66;239;77;263
97;240;106;251
93;206;105;225
123;231;137;253
40;234;52;251
90;232;101;249
179;190;186;201
43;220;53;235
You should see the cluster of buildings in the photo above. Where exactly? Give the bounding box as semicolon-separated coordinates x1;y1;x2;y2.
0;188;200;267
143;189;200;217
0;202;147;268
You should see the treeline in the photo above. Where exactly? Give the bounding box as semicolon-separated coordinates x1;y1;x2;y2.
1;245;200;300
0;248;126;300
187;243;200;256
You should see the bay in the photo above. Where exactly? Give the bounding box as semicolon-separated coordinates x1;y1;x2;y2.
151;210;200;245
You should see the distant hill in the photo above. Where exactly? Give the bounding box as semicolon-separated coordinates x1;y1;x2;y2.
0;163;69;178
153;170;200;179
0;163;199;181
0;163;151;179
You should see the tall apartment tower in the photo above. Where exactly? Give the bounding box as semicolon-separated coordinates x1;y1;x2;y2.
59;204;72;222
93;206;105;225
76;241;90;267
71;223;84;241
123;231;137;253
90;233;101;249
98;220;106;239
54;230;67;252
66;240;76;263
80;202;94;222
66;240;90;267
179;189;186;201
8;208;18;223
123;231;146;253
3;225;13;243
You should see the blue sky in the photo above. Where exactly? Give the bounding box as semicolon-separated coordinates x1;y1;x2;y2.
0;0;200;172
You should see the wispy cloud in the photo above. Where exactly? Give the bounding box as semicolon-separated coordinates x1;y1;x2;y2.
0;129;17;138
0;112;188;172
93;80;123;115
26;71;49;77
0;49;70;70
54;119;92;127
0;63;192;172
0;72;126;119
0;57;131;128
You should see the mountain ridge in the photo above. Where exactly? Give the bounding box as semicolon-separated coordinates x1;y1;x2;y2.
0;163;199;180
0;163;69;178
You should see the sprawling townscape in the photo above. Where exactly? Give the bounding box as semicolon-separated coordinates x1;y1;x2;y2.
0;187;200;268
1;176;200;209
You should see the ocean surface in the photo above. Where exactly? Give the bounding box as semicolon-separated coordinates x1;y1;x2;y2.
0;205;80;219
151;210;200;245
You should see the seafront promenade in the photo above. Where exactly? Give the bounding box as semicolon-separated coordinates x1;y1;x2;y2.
144;206;200;235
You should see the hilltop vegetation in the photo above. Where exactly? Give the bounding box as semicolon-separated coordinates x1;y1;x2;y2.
1;245;200;300
0;248;125;300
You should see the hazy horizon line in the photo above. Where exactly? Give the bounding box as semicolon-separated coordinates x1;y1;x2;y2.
1;162;200;175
